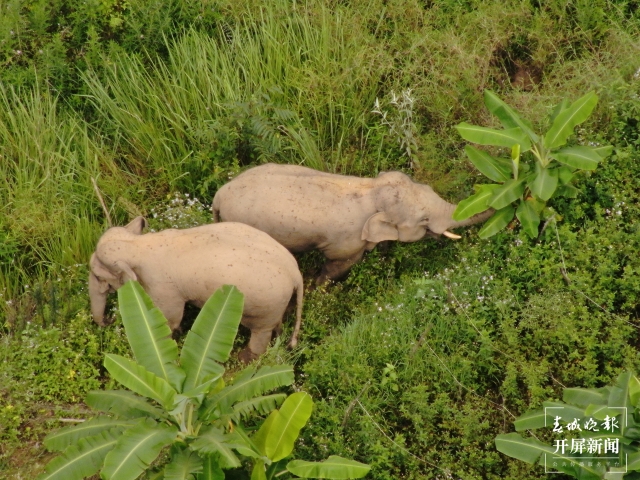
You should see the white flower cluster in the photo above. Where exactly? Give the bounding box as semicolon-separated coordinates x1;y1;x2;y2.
148;192;210;231
605;201;625;217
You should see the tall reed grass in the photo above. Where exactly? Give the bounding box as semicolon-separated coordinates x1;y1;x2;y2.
83;3;390;181
0;84;122;298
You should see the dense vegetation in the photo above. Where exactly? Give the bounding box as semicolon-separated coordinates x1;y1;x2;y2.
0;0;639;477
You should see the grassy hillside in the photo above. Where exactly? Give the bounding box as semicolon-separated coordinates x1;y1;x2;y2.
1;0;639;477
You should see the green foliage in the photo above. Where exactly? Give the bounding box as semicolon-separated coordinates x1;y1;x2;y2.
454;90;613;238
297;225;640;478
0;304;131;471
0;310;129;404
496;371;640;479
39;282;368;479
0;0;220;96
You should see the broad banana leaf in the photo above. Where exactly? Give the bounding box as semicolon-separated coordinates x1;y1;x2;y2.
483;90;539;142
37;429;120;480
453;184;500;221
199;455;225;480
204;365;294;418
164;449;203;480
544;91;598;149
102;418;178;480
456;123;531;151
44;416;137;452
489;179;526;210
181;285;244;392
265;392;313;462
478;205;515;239
118;281;186;391
190;427;242;469
551;146;602;170
86;390;166;420
104;354;177;410
516;200;540;239
286;455;371;479
464;145;511;182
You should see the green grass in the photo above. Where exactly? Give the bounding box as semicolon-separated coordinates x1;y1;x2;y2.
0;0;640;477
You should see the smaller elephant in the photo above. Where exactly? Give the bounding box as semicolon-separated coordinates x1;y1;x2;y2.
89;217;303;363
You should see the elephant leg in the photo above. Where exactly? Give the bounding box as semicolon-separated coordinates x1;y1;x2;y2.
238;327;273;364
316;250;365;285
273;321;283;338
152;295;185;332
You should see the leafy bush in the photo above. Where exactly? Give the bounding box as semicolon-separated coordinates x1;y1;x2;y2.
454;90;612;238
0;310;131;465
297;228;640;479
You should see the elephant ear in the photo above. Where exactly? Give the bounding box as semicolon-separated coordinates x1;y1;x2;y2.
361;212;399;243
114;260;138;283
125;216;147;235
90;254;138;289
90;254;119;292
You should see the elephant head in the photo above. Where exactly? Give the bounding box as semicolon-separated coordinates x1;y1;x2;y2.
361;172;494;244
88;216;146;326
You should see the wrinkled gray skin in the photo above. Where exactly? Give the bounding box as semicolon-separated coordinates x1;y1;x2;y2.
213;163;494;284
89;217;303;363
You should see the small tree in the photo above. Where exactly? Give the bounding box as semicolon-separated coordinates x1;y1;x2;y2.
453;90;612;238
38;281;370;479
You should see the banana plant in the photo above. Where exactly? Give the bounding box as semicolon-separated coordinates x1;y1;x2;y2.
495;371;640;480
38;281;370;480
454;90;613;239
249;392;370;479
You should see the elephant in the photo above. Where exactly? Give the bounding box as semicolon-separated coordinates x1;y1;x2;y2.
89;216;303;363
212;163;494;284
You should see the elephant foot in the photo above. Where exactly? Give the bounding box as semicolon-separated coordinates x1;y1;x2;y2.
95;315;115;327
313;274;333;288
238;347;259;364
171;326;183;340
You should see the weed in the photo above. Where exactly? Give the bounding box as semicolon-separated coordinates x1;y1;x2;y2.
372;89;420;169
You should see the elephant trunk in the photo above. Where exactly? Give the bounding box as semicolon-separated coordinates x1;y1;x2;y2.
89;272;108;326
430;198;494;238
449;207;495;229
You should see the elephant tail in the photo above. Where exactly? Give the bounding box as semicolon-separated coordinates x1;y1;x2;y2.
287;275;304;349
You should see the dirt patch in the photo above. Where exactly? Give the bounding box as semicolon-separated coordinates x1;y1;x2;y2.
1;440;52;479
490;39;543;91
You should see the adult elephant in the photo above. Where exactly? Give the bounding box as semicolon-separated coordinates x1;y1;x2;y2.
213;163;493;284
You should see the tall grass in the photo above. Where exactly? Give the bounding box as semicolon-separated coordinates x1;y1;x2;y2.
83;2;390;181
0;84;123;299
82;0;640;190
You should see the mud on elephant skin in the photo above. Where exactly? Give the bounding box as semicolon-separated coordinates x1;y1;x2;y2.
89;216;304;363
213;163;494;284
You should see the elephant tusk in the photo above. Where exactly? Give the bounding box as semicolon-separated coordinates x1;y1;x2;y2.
443;230;462;240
